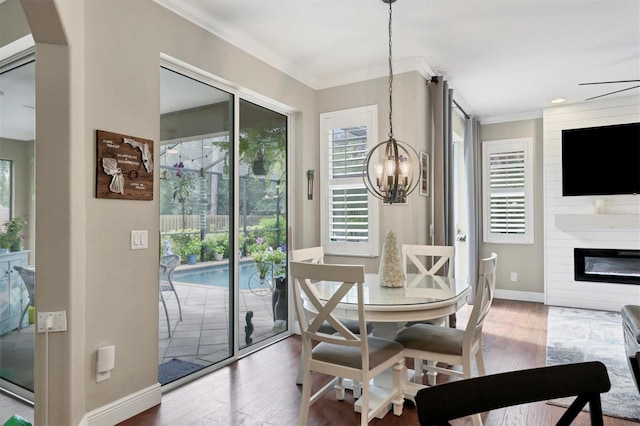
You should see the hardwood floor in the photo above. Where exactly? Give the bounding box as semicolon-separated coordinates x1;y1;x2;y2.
118;300;640;425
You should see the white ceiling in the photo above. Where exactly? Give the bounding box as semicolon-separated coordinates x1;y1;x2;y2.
157;0;640;120
1;0;638;141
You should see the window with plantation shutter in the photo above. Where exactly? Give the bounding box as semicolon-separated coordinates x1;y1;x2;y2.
320;106;379;256
482;138;533;244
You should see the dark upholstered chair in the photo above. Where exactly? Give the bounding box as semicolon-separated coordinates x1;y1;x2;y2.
414;361;611;426
621;305;640;393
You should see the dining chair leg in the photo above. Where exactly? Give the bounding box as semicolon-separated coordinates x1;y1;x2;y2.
427;360;438;386
296;359;304;384
334;377;346;400
299;369;313;426
392;360;405;416
352;380;362;398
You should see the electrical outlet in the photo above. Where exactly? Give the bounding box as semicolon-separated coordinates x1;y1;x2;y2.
510;272;518;282
37;311;67;333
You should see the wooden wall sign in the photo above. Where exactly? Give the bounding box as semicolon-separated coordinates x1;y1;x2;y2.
96;130;154;200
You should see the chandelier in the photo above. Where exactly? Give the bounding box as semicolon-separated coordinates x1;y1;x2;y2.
363;0;419;204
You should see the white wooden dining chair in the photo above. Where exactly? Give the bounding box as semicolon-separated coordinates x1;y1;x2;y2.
395;252;498;426
290;246;374;396
402;244;455;279
290;246;325;264
401;244;455;378
290;261;405;426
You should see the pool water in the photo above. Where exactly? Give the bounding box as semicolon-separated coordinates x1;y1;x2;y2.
172;262;259;289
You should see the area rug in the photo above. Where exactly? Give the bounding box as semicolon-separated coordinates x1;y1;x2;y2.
546;306;640;420
158;358;207;385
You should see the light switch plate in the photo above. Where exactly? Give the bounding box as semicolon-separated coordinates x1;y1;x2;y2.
130;230;148;250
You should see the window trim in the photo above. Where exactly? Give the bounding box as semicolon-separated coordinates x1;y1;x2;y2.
482;137;534;244
320;105;379;256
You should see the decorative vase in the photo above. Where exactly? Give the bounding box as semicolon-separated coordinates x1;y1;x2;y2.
9;241;22;252
187;254;197;265
214;254;223;261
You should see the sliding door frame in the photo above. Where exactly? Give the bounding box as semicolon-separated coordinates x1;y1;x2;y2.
161;55;294;367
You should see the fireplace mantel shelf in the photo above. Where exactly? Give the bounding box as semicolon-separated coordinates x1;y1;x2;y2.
555;214;640;229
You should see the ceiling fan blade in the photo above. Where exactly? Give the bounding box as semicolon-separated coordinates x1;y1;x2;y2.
580;79;640;85
585;85;640;101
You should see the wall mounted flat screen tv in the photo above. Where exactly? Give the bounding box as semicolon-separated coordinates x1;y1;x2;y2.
562;122;640;196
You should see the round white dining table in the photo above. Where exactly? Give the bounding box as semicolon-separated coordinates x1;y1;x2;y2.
310;272;471;325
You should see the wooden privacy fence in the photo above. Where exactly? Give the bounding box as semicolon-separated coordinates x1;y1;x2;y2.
160;215;268;232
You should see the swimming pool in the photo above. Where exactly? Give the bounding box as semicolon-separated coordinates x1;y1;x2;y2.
172;262;259;289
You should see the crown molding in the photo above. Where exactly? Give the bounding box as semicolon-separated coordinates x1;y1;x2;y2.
480;109;543;125
153;0;320;89
154;1;440;92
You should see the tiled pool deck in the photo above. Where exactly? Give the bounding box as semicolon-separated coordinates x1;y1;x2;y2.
159;261;286;367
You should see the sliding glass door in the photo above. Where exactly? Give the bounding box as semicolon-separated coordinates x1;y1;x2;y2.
238;100;287;352
0;58;36;402
158;66;288;385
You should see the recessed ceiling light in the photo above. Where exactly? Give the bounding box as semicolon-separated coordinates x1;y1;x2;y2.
551;98;566;104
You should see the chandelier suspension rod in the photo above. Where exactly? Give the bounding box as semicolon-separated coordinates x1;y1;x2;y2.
387;0;393;139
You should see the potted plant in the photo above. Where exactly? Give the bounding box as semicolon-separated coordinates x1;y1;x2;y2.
212;245;224;261
180;235;201;265
250;238;272;281
0;218;26;252
266;247;287;277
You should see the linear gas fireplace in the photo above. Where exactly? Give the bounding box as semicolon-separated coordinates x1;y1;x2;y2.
574;248;640;285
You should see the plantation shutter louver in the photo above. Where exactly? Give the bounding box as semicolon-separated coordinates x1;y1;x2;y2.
320;106;379;256
488;150;526;235
482;138;533;244
328;127;369;243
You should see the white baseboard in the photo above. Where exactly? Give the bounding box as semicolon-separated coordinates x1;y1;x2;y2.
494;289;544;303
81;384;161;426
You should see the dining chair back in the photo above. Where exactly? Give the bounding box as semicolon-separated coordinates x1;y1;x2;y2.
401;245;456;376
290;261;405;426
13;266;35;330
402;244;455;278
290;246;373;394
290;246;325;263
159;254;182;338
414;361;610;426
395;252;498;424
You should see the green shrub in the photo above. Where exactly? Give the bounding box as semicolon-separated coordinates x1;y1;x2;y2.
202;231;230;259
164;229;201;263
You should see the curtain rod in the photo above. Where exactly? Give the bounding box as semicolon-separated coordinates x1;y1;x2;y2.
452;99;470;119
429;76;471;119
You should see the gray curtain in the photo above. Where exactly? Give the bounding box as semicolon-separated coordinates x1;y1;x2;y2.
430;76;455;326
429;76;454;248
464;117;482;304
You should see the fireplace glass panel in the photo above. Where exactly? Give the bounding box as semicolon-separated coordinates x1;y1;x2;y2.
574;248;640;285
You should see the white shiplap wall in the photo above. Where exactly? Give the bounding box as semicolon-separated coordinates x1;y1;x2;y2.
543;95;640;311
